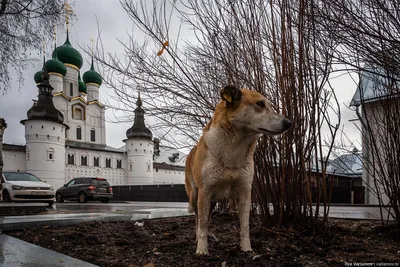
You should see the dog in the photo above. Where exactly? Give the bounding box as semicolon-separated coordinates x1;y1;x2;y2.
185;85;292;255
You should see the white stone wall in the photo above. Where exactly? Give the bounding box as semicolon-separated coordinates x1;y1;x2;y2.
65;147;126;186
49;74;64;93
63;66;79;97
86;84;99;101
2;151;26;172
153;168;185;184
126;138;153;184
24;120;66;190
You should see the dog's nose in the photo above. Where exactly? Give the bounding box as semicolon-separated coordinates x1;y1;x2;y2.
283;119;292;130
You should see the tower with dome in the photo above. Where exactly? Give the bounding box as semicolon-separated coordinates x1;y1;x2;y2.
2;18;186;188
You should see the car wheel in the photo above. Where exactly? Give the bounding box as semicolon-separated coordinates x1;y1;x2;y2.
56;193;64;203
77;192;87;203
101;198;110;203
2;190;11;203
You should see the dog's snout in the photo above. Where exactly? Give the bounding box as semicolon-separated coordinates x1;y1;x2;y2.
283;119;292;130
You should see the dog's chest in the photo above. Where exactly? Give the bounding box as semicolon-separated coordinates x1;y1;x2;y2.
201;127;255;191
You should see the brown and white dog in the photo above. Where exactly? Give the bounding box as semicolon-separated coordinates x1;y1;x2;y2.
185;85;292;255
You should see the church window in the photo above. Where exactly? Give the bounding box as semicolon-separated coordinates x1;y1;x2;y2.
70;83;73;96
147;162;151;172
91;128;95;142
67;154;75;165
117;160;122;168
74;108;83;120
106;158;112;168
47;148;55;161
129;164;132;171
76;126;82;140
94;157;100;167
41;125;44;129
27;152;30;160
81;156;88;166
53;127;55;130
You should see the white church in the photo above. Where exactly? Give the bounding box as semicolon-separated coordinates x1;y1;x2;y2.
2;30;186;191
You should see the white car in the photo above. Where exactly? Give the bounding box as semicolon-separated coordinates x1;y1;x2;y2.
1;172;55;206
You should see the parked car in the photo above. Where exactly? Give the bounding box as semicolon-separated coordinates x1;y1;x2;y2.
0;172;55;206
56;177;113;203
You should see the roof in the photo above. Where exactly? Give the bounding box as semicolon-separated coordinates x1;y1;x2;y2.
153;146;187;167
351;65;400;106
65;140;124;154
325;152;363;178
2;144;26;152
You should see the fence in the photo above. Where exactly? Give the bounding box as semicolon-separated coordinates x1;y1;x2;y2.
112;184;365;204
112;184;188;202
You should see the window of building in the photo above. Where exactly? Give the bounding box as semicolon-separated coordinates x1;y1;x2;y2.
81;156;88;166
70;83;73;96
129;164;132;171
76;126;82;140
67;154;75;165
47;148;55;161
117;159;122;168
74;108;83;120
90;128;95;142
156;168;158;172
147;162;151;172
27;152;30;160
65;129;68;138
106;158;111;168
94;157;100;167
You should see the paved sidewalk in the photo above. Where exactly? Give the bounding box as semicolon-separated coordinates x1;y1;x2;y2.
0;234;97;267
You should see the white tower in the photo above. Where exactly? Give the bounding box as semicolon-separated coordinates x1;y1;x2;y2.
21;68;69;191
125;93;153;185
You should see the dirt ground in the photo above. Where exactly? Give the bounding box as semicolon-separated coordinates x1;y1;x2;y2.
5;213;400;267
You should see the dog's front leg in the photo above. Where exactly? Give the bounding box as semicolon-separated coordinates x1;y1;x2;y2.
196;187;211;255
238;185;253;252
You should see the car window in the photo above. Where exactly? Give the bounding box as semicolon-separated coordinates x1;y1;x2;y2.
97;179;110;187
75;178;83;184
66;179;76;186
4;172;42;182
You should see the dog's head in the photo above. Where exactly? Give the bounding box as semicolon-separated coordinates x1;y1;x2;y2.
220;85;292;136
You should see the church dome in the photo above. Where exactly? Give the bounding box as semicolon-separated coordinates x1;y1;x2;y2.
83;58;102;86
34;56;45;84
78;73;87;94
27;69;64;124
126;93;153;140
52;31;83;69
45;48;67;76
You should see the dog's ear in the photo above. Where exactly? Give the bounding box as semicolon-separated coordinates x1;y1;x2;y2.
220;85;242;108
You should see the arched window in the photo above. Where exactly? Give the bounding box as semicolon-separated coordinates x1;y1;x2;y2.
74;108;82;120
47;147;55;161
76;126;82;140
90;128;95;142
70;83;73;96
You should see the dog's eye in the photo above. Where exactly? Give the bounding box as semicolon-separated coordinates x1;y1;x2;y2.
256;101;265;108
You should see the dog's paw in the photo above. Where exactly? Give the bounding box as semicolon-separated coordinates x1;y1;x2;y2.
196;246;209;255
240;242;253;252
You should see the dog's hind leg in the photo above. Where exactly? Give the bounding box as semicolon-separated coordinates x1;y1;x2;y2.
196;187;211;255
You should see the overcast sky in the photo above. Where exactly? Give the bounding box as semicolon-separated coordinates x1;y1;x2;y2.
0;0;362;154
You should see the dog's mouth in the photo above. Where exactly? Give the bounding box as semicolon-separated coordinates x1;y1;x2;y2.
258;128;283;136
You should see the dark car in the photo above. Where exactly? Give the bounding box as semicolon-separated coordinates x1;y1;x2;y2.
56;177;113;203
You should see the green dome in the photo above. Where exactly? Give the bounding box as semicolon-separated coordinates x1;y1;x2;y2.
53;31;83;69
34;56;45;84
45;48;67;76
78;73;87;94
83;58;102;86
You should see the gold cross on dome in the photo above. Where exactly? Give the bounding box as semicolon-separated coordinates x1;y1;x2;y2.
90;38;95;55
64;2;74;28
